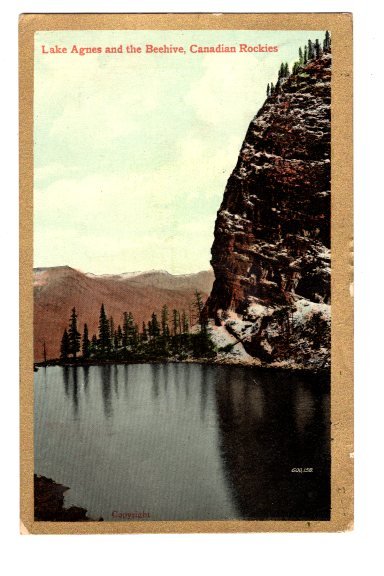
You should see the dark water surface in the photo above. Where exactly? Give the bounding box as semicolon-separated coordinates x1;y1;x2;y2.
34;363;330;521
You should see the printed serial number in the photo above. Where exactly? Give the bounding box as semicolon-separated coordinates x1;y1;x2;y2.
291;468;313;473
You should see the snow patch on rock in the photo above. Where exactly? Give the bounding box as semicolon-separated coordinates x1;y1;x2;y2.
209;323;254;362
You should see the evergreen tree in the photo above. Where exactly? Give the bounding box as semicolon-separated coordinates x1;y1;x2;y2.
314;38;321;59
150;312;160;338
180;310;189;353
323;30;331;52
60;328;70;361
266;83;270;97
98;303;110;355
284;62;289;77
125;312;135;348
172;309;179;336
113;330;119;351
81;323;90;359
90;334;98;355
181;310;189;334
122;312;136;349
270;82;274;95
171;309;180;354
299;46;303;65
68;307;81;359
292;62;299;75
147;312;161;356
131;324;139;352
122;312;128;348
161;305;169;338
109;316;115;341
308;39;314;60
192;291;215;358
194;291;207;333
304;45;308;64
117;324;123;347
141;322;148;342
159;305;170;355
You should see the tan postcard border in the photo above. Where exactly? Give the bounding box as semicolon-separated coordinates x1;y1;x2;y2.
19;12;353;534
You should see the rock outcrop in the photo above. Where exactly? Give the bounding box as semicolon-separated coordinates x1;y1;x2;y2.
34;475;96;521
206;50;331;369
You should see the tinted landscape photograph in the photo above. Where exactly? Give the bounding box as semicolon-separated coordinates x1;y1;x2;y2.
34;29;331;522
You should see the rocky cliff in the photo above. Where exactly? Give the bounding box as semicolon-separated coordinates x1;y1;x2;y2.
206;50;331;369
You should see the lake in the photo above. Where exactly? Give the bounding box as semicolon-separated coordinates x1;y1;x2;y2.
34;363;330;521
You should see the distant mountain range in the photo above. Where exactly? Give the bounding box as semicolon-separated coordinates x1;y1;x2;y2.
34;266;214;361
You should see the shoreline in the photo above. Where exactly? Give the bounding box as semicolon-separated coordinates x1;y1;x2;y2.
34;357;330;376
34;475;102;522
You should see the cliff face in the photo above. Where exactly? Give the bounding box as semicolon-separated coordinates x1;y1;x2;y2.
206;52;331;369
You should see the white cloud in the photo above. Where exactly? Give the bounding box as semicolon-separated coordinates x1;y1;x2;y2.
34;166;219;274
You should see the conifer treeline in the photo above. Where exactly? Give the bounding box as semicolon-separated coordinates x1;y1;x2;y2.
59;291;216;363
266;31;331;97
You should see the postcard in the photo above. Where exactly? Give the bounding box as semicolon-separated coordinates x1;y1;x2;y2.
19;13;353;534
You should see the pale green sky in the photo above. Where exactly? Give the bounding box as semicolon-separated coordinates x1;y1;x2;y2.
34;29;323;274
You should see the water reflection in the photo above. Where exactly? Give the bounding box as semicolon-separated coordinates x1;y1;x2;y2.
151;364;160;400
123;365;129;399
200;367;209;422
71;366;79;418
83;366;90;396
163;364;169;395
100;365;113;418
62;366;70;398
35;363;330;521
214;368;330;520
295;382;315;435
113;365;119;397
